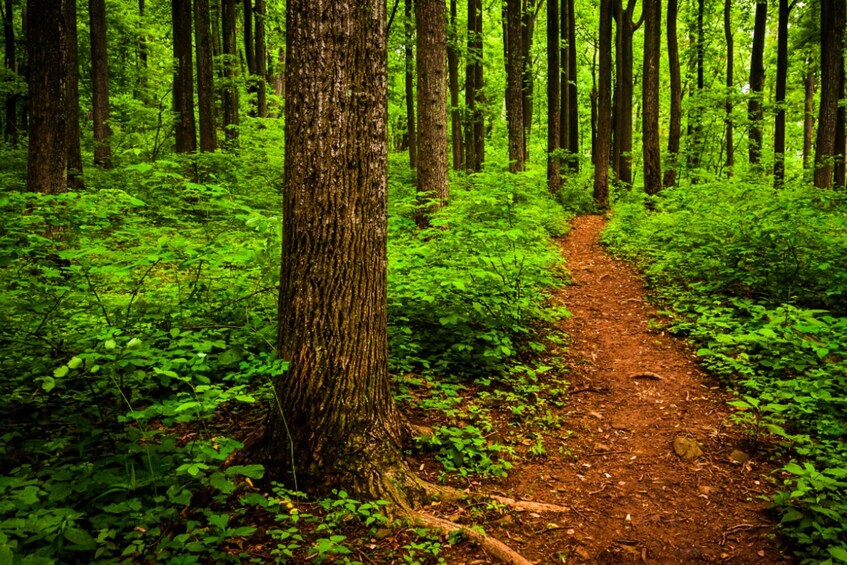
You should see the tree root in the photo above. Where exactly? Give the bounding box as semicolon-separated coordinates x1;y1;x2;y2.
412;511;535;565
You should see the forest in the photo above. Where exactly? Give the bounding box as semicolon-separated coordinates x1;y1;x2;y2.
1;0;846;562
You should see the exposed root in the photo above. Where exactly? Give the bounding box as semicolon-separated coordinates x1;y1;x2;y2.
413;511;535;565
489;494;572;514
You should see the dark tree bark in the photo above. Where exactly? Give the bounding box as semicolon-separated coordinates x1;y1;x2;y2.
642;0;661;195
747;0;767;168
594;0;612;208
404;0;417;170
836;50;846;188
560;0;568;155
26;0;67;193
262;0;423;503
803;63;816;170
447;0;462;170
687;0;704;175
547;0;561;192
65;0;83;187
415;0;449;224
815;0;845;188
723;0;733;176
773;0;790;187
137;0;147;96
566;0;578;170
662;0;681;187
194;0;217;152
3;0;17;144
612;0;642;186
506;0;525;172
465;0;484;171
243;0;254;75
254;0;267;117
173;0;197;153
89;0;112;167
521;0;540;155
221;0;239;144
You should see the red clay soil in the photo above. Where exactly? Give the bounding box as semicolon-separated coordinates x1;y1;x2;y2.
448;215;790;564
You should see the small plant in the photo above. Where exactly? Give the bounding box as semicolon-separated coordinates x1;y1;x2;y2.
417;426;514;478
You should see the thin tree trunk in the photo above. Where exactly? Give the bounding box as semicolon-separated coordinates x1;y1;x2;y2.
221;0;239;144
594;0;612;208
243;0;254;75
465;0;484;171
195;0;217;152
65;0;83;187
613;0;641;187
89;0;112;167
560;0;568;155
663;0;680;187
3;0;17;144
724;0;733;176
642;0;661;195
566;0;578;170
814;0;844;188
254;0;267;117
547;0;561;192
404;0;417;170
415;0;449;225
687;0;704;175
506;0;525;172
835;50;846;187
773;0;789;186
747;0;767;167
137;0;147;97
521;0;539;157
447;0;462;170
803;63;815;170
173;0;197;153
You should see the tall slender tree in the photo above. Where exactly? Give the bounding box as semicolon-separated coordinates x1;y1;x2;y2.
803;62;816;170
565;0;578;170
747;0;767;168
612;0;643;187
642;0;661;195
172;0;196;153
663;0;681;187
65;0;83;187
506;0;525;172
594;0;612;208
520;0;541;155
89;0;112;167
773;0;791;186
547;0;560;192
221;0;239;144
3;0;17;144
447;0;462;170
194;0;217;152
255;0;267;117
723;0;733;176
814;0;845;188
404;0;417;170
465;0;484;171
415;0;449;224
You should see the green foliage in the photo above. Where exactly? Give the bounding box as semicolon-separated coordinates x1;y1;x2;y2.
417;425;515;479
604;180;847;563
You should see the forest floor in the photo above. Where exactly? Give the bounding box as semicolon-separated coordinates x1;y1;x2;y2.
432;215;791;564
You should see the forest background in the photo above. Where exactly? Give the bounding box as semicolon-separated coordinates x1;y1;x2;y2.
1;0;847;563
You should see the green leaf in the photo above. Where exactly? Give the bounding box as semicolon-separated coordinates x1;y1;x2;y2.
225;465;265;479
67;357;83;370
53;365;69;378
829;546;847;562
42;377;55;392
64;526;97;550
104;339;117;350
126;338;142;350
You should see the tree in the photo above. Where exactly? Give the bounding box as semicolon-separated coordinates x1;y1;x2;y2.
194;0;217;152
3;0;17;144
172;0;196;153
723;0;733;176
520;0;541;156
221;0;239;144
594;0;612;208
261;0;423;503
803;61;816;170
465;0;484;171
814;0;845;188
506;0;525;172
254;0;267;117
773;0;791;187
612;0;642;187
65;0;83;188
415;0;449;225
662;0;681;187
747;0;767;168
89;0;112;167
547;0;561;192
447;0;462;170
26;0;68;194
642;0;661;195
404;0;417;170
563;0;578;171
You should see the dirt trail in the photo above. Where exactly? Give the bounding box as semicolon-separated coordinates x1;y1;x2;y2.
482;215;788;563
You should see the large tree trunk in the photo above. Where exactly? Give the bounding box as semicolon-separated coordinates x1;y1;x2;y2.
803;63;816;170
521;0;539;156
506;0;525;172
243;0;254;75
566;0;578;170
686;0;704;176
262;0;423;504
255;0;267;117
465;0;484;171
662;0;680;187
773;0;789;187
415;0;449;225
815;0;845;188
89;0;112;167
194;0;217;152
173;0;197;153
612;0;641;187
723;0;733;176
547;0;561;192
836;51;846;188
747;0;767;168
3;0;17;144
594;0;612;208
404;0;417;170
221;0;239;144
65;0;83;188
642;0;661;196
26;0;67;194
447;0;462;170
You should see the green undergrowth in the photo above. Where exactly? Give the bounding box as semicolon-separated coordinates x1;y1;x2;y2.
0;142;570;562
603;181;847;564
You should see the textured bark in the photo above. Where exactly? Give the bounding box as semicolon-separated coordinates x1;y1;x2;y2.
3;0;17;144
547;0;561;192
836;51;846;188
89;0;112;167
506;0;525;172
415;0;449;225
263;0;422;503
723;0;733;176
194;0;217;152
747;0;767;167
686;0;704;175
404;0;417;170
26;0;67;193
560;0;568;154
447;0;462;170
172;0;196;153
221;0;239;144
137;0;147;98
594;0;612;208
815;0;844;188
465;0;484;171
642;0;661;195
773;0;789;186
803;64;815;170
64;0;83;188
521;0;539;154
612;0;641;186
566;0;578;170
254;0;267;117
662;0;680;188
243;0;254;75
